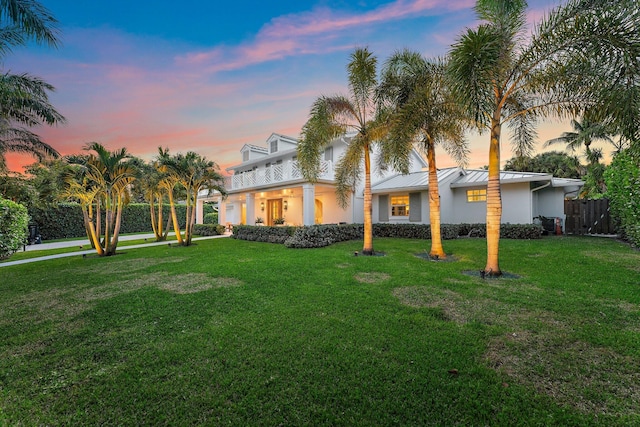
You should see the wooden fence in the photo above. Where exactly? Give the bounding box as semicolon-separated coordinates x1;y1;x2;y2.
564;198;615;235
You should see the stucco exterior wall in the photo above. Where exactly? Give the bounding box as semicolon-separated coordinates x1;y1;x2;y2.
501;182;533;223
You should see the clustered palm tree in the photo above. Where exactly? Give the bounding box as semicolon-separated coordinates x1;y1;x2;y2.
63;143;136;256
157;148;226;246
0;0;65;170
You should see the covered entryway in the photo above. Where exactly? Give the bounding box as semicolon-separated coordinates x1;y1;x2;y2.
267;199;283;225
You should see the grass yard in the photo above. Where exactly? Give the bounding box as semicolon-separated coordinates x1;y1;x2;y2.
1;236;638;425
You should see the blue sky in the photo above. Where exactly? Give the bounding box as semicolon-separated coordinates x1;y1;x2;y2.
8;0;568;172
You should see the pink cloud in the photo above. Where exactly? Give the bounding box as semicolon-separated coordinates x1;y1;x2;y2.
178;0;474;72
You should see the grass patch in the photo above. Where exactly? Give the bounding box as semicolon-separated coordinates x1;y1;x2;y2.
0;236;638;425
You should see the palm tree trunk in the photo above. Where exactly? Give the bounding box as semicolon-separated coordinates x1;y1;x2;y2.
485;116;503;276
426;142;445;259
362;146;374;255
107;194;123;256
83;206;104;256
150;196;159;239
186;192;197;246
184;191;193;246
168;189;184;245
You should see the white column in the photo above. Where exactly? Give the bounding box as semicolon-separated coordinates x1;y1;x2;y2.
196;198;205;224
218;199;227;226
246;193;255;225
302;183;315;226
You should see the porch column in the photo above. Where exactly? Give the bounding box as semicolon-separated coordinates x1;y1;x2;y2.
218;199;227;226
302;183;315;226
196;198;205;224
246;193;255;225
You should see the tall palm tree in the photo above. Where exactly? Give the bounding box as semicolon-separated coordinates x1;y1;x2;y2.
377;50;468;259
157;148;226;246
298;47;389;255
544;115;614;160
0;0;64;169
63;143;136;256
447;0;640;276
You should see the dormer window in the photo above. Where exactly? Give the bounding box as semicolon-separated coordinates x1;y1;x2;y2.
242;151;249;162
270;139;278;153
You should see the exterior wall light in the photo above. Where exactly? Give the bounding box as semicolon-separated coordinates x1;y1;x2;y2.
260;202;265;212
283;200;288;211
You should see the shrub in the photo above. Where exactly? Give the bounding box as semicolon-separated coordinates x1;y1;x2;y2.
232;225;297;243
0;198;29;259
203;212;218;224
193;224;225;236
605;150;640;246
284;224;363;248
235;222;543;248
500;224;543;239
29;203;188;240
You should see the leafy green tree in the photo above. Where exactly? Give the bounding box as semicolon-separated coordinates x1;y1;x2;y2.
63;143;136;256
0;0;65;170
298;47;388;255
504;151;583;179
157;148;226;246
0;196;28;259
447;0;640;276
605;149;640;245
0;172;36;205
377;50;468;259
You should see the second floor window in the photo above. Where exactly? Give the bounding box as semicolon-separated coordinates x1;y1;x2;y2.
270;139;278;153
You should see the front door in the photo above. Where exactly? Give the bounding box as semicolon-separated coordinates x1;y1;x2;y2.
267;199;283;225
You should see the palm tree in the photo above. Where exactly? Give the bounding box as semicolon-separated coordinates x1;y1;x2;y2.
447;0;640;276
0;1;64;169
377;50;468;259
157;148;226;246
134;160;172;242
544;116;614;160
63;143;136;256
298;47;389;255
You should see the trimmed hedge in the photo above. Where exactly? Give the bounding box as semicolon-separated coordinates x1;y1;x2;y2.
284;224;363;248
232;225;297;244
203;212;218;224
233;223;543;249
193;224;226;236
0;198;29;259
605;150;640;246
29;203;188;240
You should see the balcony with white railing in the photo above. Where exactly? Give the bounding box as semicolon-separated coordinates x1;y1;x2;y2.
226;160;334;191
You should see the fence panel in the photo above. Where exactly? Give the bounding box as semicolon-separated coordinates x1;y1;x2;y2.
564;199;614;235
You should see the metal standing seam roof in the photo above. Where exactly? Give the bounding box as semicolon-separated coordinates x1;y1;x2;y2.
449;169;553;188
371;168;460;193
371;168;584;193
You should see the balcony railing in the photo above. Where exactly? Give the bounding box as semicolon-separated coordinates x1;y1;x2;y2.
226;160;334;191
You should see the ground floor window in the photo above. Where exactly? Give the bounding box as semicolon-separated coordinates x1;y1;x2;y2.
466;189;487;202
391;195;410;216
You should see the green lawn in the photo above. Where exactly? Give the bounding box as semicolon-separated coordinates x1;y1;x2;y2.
1;236;638;425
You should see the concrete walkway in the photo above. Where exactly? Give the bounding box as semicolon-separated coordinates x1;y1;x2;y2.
1;233;230;268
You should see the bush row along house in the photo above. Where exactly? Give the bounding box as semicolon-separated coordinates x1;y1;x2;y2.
196;133;584;230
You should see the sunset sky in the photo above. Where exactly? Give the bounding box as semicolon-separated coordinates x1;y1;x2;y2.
7;0;572;174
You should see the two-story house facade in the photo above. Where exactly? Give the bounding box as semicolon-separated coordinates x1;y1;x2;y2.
214;132;427;227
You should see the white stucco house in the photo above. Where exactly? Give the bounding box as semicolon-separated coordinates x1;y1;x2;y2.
196;133;584;229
